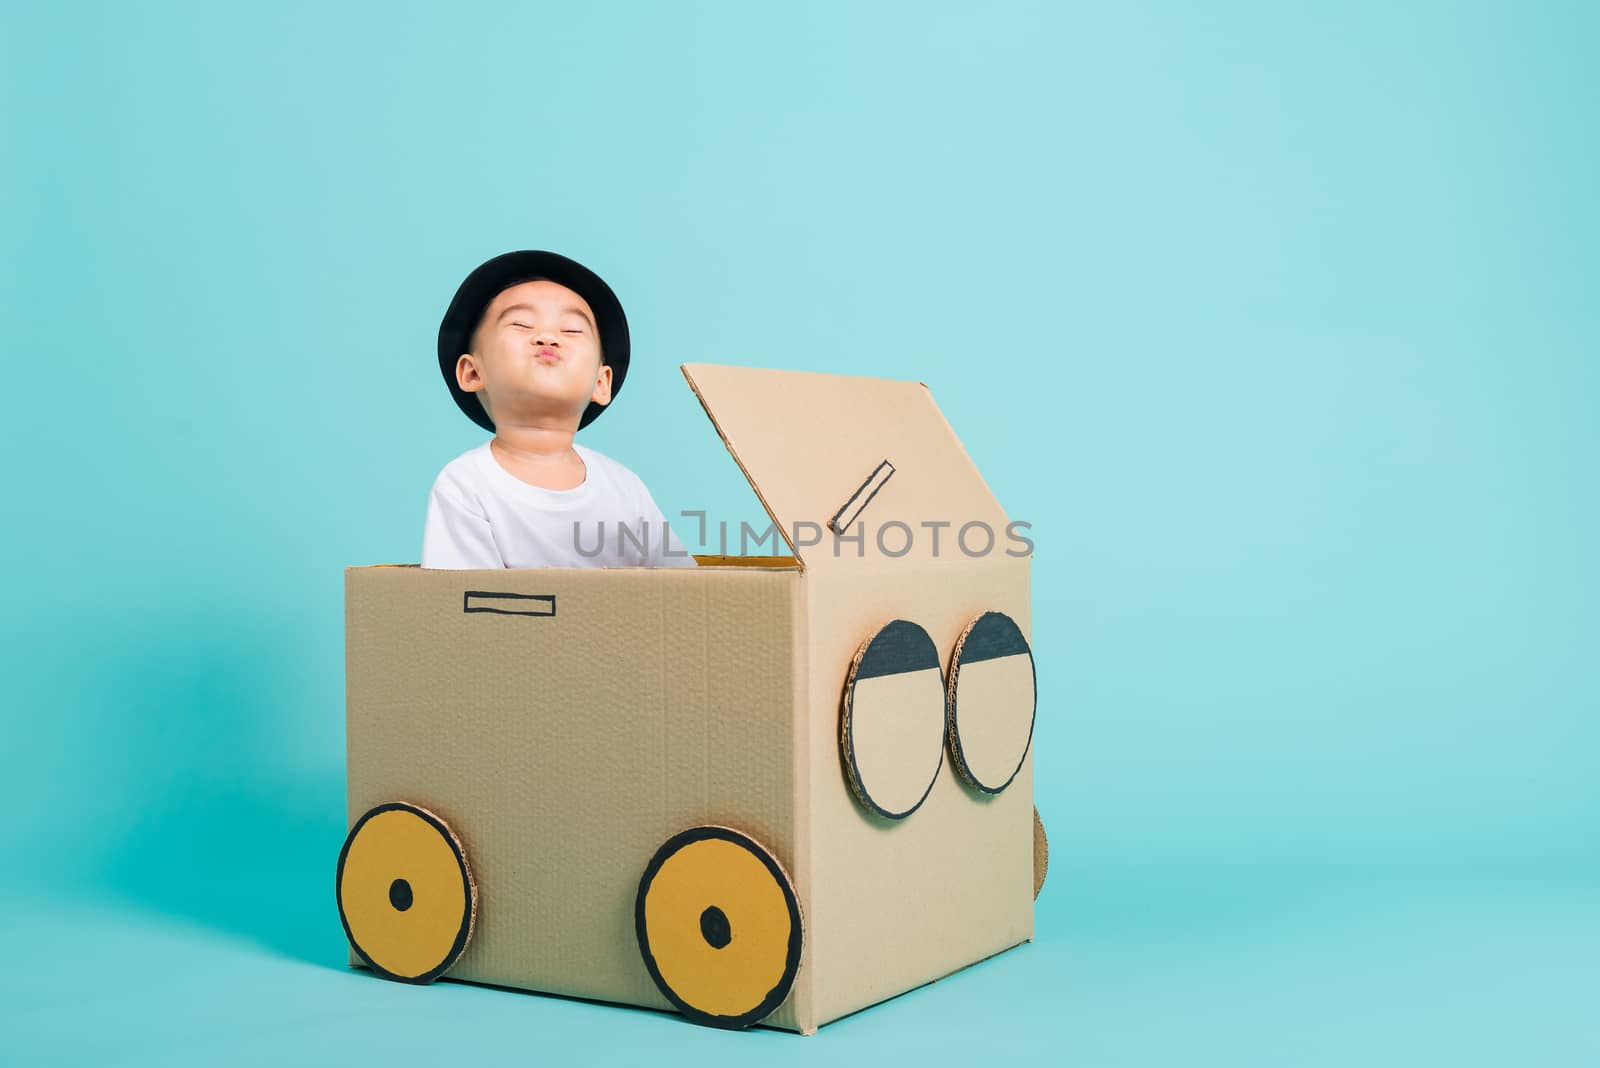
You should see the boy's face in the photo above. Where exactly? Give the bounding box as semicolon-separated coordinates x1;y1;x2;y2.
455;279;613;430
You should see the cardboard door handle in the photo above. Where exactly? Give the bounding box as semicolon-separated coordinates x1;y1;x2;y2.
462;591;557;617
828;459;895;534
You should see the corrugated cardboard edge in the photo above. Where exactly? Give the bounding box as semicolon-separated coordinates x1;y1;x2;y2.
1032;807;1048;900
342;566;360;970
680;364;804;566
789;565;816;1034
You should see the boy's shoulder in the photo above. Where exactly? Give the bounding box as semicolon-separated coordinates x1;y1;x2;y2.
428;442;492;502
574;442;647;496
433;442;490;481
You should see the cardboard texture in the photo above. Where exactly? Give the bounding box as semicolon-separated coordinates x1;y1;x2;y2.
343;362;1035;1034
1032;807;1049;900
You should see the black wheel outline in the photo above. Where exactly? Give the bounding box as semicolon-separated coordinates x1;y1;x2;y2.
634;825;804;1029
840;618;947;820
335;800;476;985
946;610;1038;795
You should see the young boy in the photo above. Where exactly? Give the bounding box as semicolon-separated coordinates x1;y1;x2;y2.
421;250;698;570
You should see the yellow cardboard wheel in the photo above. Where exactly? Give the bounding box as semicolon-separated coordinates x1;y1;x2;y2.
336;802;476;984
635;826;803;1029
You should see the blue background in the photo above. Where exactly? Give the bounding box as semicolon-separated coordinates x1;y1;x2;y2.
3;1;1596;1064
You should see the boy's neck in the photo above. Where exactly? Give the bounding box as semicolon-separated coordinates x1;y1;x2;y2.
491;423;579;464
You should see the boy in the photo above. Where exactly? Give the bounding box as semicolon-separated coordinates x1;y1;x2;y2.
421;250;697;570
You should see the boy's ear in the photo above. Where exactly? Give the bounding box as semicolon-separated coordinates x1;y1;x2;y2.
590;363;613;406
455;353;484;394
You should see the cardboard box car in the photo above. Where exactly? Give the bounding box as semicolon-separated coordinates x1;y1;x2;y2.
340;362;1042;1034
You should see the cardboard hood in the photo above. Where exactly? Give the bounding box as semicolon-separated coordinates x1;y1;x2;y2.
681;363;1013;569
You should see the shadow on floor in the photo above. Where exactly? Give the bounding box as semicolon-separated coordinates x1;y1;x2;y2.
47;606;350;966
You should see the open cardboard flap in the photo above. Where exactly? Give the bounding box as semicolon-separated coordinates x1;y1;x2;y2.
681;363;1012;568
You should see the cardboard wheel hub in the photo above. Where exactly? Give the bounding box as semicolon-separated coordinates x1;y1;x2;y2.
635;825;803;1029
336;801;476;984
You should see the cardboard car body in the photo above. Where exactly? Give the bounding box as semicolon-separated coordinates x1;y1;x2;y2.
341;363;1038;1034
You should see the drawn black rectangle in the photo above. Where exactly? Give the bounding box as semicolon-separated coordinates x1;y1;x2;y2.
463;591;557;617
829;459;896;534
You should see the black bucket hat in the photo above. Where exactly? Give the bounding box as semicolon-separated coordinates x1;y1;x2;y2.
437;250;630;432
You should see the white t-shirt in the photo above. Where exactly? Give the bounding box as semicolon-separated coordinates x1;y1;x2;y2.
421;442;699;569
